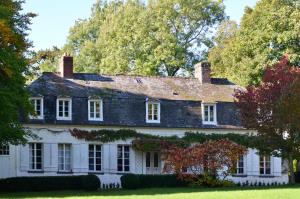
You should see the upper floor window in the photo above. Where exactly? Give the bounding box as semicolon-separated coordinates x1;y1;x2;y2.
146;101;160;123
260;155;271;175
56;98;72;120
29;143;43;171
88;99;103;121
30;97;43;119
202;103;217;125
0;145;9;155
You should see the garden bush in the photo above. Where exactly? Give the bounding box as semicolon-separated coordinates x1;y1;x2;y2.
295;171;300;183
121;174;187;189
0;175;100;192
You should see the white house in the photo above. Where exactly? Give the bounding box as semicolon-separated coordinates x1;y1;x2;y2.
0;55;288;186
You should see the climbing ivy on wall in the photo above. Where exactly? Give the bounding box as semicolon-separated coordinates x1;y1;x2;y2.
70;128;257;151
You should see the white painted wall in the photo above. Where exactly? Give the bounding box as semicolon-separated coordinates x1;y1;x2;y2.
0;124;289;185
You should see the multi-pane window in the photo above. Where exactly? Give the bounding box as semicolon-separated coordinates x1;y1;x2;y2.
89;145;101;172
29;143;43;170
88;99;103;121
146;101;160;123
117;145;130;172
30;98;43;119
260;155;271;175
236;155;244;174
202;104;217;124
56;98;72;120
58;144;71;172
0;145;9;155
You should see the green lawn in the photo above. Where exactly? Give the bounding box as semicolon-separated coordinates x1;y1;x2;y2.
1;185;300;199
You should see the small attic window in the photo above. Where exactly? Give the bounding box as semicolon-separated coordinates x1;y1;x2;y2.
202;103;217;125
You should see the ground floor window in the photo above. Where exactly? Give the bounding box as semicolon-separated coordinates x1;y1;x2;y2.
236;155;244;174
89;144;101;171
0;145;9;155
58;144;71;172
117;145;130;172
260;155;271;175
29;143;43;170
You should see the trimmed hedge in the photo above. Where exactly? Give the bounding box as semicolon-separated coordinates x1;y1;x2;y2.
121;174;187;189
0;175;100;192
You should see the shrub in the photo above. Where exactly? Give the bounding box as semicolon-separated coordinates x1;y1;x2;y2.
0;175;100;192
295;172;300;183
120;174;140;189
121;174;187;189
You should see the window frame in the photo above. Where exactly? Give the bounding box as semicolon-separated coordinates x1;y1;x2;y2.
88;99;103;121
29;97;44;120
0;144;9;156
260;155;271;175
29;143;43;171
146;101;161;123
117;145;130;173
56;98;72;120
88;144;102;172
58;144;72;172
236;155;245;175
201;103;217;125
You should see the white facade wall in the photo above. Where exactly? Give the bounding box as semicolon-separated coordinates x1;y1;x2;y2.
0;124;289;185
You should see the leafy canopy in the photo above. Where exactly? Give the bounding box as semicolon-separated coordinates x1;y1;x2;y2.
63;0;225;76
0;0;35;145
234;56;300;183
209;0;300;86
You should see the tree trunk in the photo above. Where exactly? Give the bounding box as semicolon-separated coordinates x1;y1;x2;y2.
288;154;295;184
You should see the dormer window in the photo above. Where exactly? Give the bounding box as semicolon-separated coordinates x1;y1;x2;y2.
30;97;43;119
146;101;160;123
56;98;72;120
202;103;217;125
88;99;103;121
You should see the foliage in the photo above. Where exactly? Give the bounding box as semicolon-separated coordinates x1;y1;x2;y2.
61;0;225;76
31;46;61;73
120;174;187;189
70;128;255;151
208;0;300;86
0;0;36;145
162;139;246;182
0;175;100;192
234;56;300;183
189;173;235;188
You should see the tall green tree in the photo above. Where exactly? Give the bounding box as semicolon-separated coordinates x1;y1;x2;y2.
209;0;300;86
64;0;225;76
32;46;61;73
0;0;35;145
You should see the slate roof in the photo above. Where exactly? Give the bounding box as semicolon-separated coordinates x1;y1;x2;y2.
29;73;239;102
26;72;243;129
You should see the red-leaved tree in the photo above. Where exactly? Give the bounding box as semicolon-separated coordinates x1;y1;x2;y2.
162;139;246;184
234;56;300;183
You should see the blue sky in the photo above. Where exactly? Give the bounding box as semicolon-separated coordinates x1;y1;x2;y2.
23;0;257;50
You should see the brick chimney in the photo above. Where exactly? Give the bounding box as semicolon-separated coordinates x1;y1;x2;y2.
194;62;211;84
59;54;73;78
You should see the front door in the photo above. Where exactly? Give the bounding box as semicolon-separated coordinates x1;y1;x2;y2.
145;152;161;174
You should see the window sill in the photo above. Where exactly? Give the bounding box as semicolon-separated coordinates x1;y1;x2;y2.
57;171;73;174
88;171;104;175
146;121;160;124
232;174;247;178
28;170;44;173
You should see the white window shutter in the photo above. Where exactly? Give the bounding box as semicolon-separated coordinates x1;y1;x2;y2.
80;144;89;172
72;144;81;172
273;156;282;176
20;144;29;171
